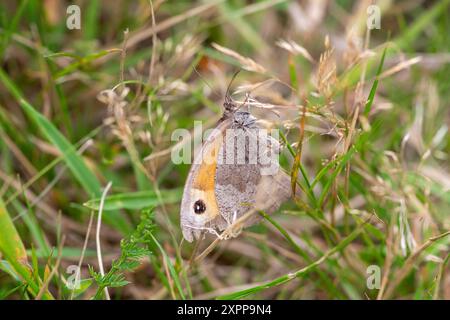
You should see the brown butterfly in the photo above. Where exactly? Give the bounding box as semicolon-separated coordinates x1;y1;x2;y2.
180;74;294;242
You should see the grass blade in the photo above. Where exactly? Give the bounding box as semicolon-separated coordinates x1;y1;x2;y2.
0;68;101;197
84;188;182;211
0;198;53;299
395;0;450;50
216;218;370;300
0;68;131;233
363;46;387;117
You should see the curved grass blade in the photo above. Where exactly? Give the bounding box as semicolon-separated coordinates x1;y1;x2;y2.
0;68;130;233
0;68;101;197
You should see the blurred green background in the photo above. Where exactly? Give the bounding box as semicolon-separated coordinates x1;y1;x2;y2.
0;0;449;300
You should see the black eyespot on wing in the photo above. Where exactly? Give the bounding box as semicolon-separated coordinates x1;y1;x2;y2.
193;200;206;214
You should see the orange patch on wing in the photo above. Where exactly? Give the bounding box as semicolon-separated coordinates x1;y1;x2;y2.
191;165;221;219
191;131;224;219
193;163;216;190
193;133;223;191
204;189;220;218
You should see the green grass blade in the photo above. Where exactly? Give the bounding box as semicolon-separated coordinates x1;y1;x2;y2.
259;211;343;298
0;68;131;233
83;0;101;40
150;234;186;300
318;147;356;207
363;46;387;117
84;188;182;211
0;0;28;57
216;220;367;299
0;68;102;197
395;0;450;50
0;198;53;299
53;49;121;78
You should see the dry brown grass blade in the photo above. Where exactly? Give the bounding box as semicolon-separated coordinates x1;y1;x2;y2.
433;253;449;300
70;210;95;300
383;231;450;299
192;208;259;265
0;131;38;178
276;39;315;63
96;182;113;300
291;104;307;197
124;1;223;51
148;0;157;84
211;43;267;74
377;213;397;300
380;56;422;79
36;235;65;300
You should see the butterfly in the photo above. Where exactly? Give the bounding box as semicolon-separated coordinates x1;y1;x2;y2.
180;74;294;242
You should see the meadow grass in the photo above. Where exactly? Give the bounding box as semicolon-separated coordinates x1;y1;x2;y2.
0;0;449;300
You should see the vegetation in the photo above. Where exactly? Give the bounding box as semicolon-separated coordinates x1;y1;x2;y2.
0;0;448;300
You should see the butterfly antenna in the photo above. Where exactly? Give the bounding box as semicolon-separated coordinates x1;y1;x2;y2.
192;66;222;100
224;70;241;113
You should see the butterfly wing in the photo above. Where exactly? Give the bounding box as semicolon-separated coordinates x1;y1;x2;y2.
180;119;230;242
214;125;261;227
180;111;292;242
215;112;291;228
